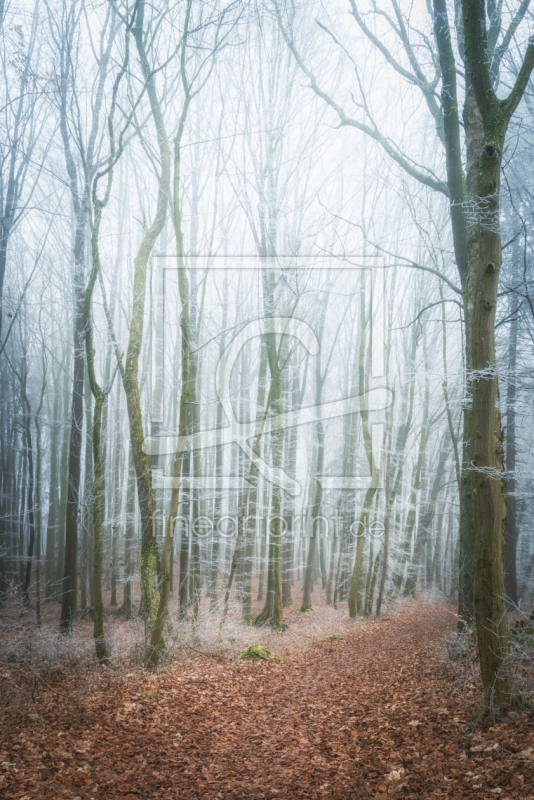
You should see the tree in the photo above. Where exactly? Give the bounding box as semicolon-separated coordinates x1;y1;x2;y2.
0;0;49;340
83;25;129;664
274;0;534;711
461;0;534;708
46;0;119;633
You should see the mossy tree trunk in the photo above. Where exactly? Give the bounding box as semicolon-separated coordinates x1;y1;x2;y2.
121;0;171;638
461;0;534;707
276;0;533;706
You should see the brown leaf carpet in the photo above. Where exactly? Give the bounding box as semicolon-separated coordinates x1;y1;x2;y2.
2;603;534;799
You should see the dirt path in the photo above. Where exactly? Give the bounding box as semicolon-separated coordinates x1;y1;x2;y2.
2;603;534;799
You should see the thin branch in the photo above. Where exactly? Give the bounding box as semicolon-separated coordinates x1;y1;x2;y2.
273;0;449;197
393;298;463;329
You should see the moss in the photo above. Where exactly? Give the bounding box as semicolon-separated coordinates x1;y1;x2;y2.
139;540;159;627
237;644;286;663
270;651;286;662
271;622;288;633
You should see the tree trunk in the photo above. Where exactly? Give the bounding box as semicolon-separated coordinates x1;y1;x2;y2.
121;450;135;618
504;273;518;607
121;0;170;640
462;62;522;706
80;372;93;612
44;389;61;600
59;197;86;635
301;423;324;612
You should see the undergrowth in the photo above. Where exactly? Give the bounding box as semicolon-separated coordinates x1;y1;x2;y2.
443;608;534;711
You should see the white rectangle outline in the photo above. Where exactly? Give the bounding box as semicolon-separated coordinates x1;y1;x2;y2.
147;256;388;494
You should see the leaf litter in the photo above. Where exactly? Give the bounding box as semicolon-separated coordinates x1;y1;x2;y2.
1;601;534;799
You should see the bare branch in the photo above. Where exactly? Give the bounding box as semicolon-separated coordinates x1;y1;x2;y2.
274;1;449;197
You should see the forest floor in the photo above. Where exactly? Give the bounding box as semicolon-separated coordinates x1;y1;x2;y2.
2;600;534;799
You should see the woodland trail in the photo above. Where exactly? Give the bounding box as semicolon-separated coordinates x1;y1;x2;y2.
2;602;534;799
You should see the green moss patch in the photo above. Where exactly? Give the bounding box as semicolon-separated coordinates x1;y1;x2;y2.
237;644;286;663
319;634;344;643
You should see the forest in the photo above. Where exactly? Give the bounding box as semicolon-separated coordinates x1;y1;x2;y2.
2;0;534;796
